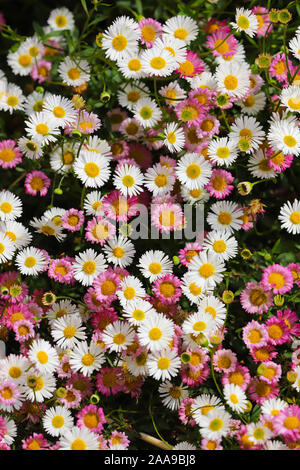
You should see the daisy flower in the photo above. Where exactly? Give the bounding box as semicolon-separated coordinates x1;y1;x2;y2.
231;8;259;37
162;15;198;45
24;170;51;197
51;315;86;349
96;366;124;397
206;169;234;200
102;320;135;353
42;406;74;437
223;383;248;413
69;341;105;377
229;115;265;154
73;150;111;188
0;139;22;169
151;202;184;233
15;247;48;276
24;372;56;402
103;236;135;268
137;313;174;352
117;81;150;111
163;122;185;152
61;208;84;232
248;149;277;180
182;311;216;338
147;348;181;381
197;408;231;440
85;216;116;246
207;137;239;167
202;230;238;261
0;233;15;263
175;98;203;127
17;136;43;160
198;295;227;327
7;46;34;76
279;199;300;235
133;97;162;128
73;249;107;286
240;281;273;315
113;163;144;197
176;50;204;78
188;251;225;289
30;59;51;83
181;272;208;305
158;380;189;411
139;18;162;47
261;264;294;295
24;112;60;145
92;269;121;303
215;61;250;98
159;81;186;107
152;274;182;305
0;190;22;221
47;7;75;31
247;422;272;445
206;30;238;59
116;51;145;79
102;16;140;62
213;349;237;374
48;258;74;285
238;91;266;115
76;404;106;434
144;163;175;196
28;339;59;375
43;94;76;126
58;56;90;87
207;200;244;233
59;426;99;450
176;152;212;190
140;45;178;77
267;119;300;156
137;252;172;284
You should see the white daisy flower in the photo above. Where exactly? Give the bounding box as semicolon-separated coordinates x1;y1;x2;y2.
73;150;111;188
147;348;181;381
24;372;56;402
28;339;59;375
47;299;79;324
117;81;150;111
51;314;86;349
103;236;135;268
49;143;77;173
83;190;104;217
30;216;66;242
188;251;225;289
58;426;100;450
207;201;244;233
24;111;60;145
138;250;173;282
133;97;162;128
289;34;300;60
73;249;108;286
237;91;266;115
137;313;175;353
248;149;277;180
58;56;90;87
159;80;187;107
123;299;157;326
260;398;288;417
0;232;15;263
113;163;144;197
181;272;210;305
278;199;300;235
247;422;272;445
280;85;300;114
202;230;238;261
181;186;210;205
117;275;146;307
17;136;43;160
0;191;22;222
223;383;248;413
125;350;149;377
158;380;189;410
162;15;199;45
43;94;77;126
69;341;105;377
15;246;48;276
0;355;30;385
191;394;224;425
187;71;218;91
182;311;216;338
198;295;226;328
229;115;265;154
83;136;111;159
7;45;34;76
176;152;212;190
163;122;185;152
42;406;74;437
197;408;231;440
0;83;25;114
144;163;175;196
267;119;300;156
231;8;259;37
155;35;187;64
47;7;75;31
21;35;44;61
102;320;135;353
140;46;178;77
215;61;250;98
116;51;145;79
102;16;140;61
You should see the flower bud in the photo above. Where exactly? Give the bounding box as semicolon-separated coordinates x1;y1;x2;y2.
222;290;234;304
240;248;252;260
180;352;191;364
56;387;66;398
71;129;82;138
243;401;253;413
287;371;297;383
274;294;284;307
100;91;111;103
269;9;279;23
90;393;100;404
278;9;292;24
173;256;180;265
54;188;63;195
237;182;252;196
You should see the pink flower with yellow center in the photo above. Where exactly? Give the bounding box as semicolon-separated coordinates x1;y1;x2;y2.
176;50;204;78
48;257;74;284
152;273;182;305
151;202;185;233
206;169;234;199
92;268;121;304
62;208;84;232
273;406;300;441
206;30;238;59
138;18;162;48
240;280;273;315
76;404;106;434
24;170;51;196
261;264;294;294
0;139;22;169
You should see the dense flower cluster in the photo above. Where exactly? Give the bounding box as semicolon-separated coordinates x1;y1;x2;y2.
0;2;299;451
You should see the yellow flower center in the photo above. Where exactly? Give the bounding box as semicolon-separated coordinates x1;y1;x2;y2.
63;326;76;338
85;162;100;178
224;75;238;90
55;15;67;28
18;54;32;67
290;211;300;224
113;246;125;258
159;210;175;227
174;28;188;40
214;39;229;54
149;262;161;274
193;321;206;332
189;282;202;296
101;280;117;296
139;106;153;120
112;34;128;51
209;418;223;431
36;351;48;364
71;439;87;450
81;353;95;366
82;260;96;275
283;135;297;147
83;412;99;429
248;329;262;343
229;371;244;386
268;272;285;289
212;240;227;253
186;163;201;179
218;211;232;225
217;356;232;369
199;263;215;278
157;357;170;369
67;68;80;80
148;327;162;341
237;15;250;29
132;309;145;321
179;60;194;76
267;324;283;340
7;96;18;107
113;333;126;345
36;123;49;135
128;58;141;71
216;147;230;159
284;416;300;430
52;416;65;428
53;106;66;118
24;257;37;268
30;177;44;191
159;281;176;298
127;91;140;103
229;393;239;404
9;366;22;379
141;25;156;42
122;175;135;187
150;57;166;70
249;288;267;306
212;175;226;191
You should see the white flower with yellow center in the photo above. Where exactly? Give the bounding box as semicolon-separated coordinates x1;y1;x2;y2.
138;250;173;282
17;136;43;160
163;122;185;152
7;45;34;76
58;56;90;87
279;199;300;235
223;383;248;413
260;398;288;417
159;80;187;107
191;394;224;425
24;372;56;402
182;311;216;338
289;34;300;60
102;320;135;353
267;119;300;156
280;85;300;114
197;408;231;440
231;8;259;37
28;339;59;375
59;427;99;450
117;51;145;79
187;71;218;91
117;275;146;307
51;315;86;349
247;422;272;445
43;94;77;127
141;46;178;77
123;298;157;326
181;272;211;305
202;230;238;261
158;380;189;410
0;83;25;114
215;61;250;98
188;251;225;289
15;246;48;276
198;295;226;328
125;350;149;377
103;235;135;268
21;36;44;61
50;143;78;173
113;163;144;197
69;341;105;377
137;313;175;353
238;91;266;116
73;249;108;286
47;299;79;324
0;233;15;263
133;97;162;128
42;406;74;437
47;7;75;31
0;190;22;222
176;152;212;190
147;348;181;381
0;355;30;385
181;186;210;204
83;190;104;217
154;36;187;64
162;15;198;45
248;149;277;180
144;163;175;196
102;16;140;61
30;216;66;242
83;136;111;159
73;150;111;188
117;81;150;111
207;201;244;233
25;112;60;145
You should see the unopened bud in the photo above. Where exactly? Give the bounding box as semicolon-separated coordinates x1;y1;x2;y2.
173;256;180;265
100;91;111;103
56;387;66;398
54;188;63;195
278;9;292;24
243;401;253;413
240;248;252;260
222;290;234;304
180;352;191;364
287;371;297;383
274;294;284;307
35;86;44;94
90;393;100;404
237;182;253;196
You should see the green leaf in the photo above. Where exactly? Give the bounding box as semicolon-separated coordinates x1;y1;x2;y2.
33;21;45;40
81;0;89;16
271;238;281;254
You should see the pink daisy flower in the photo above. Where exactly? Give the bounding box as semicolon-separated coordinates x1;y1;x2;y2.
0;380;21;410
261;264;294;294
258;360;282;384
119;117;144;140
175;98;204;128
204;18;230;35
84;287;107;313
265;317;290;346
183;124;205;152
252;6;273;37
107;107;128;132
273;406;300;441
151;202;184;233
66;109;101;135
92;268;121;304
102;190;139;223
183;347;210;372
206;30;238;59
90;306;119;332
67;373;93;399
176;50;205;78
109;431;130;449
269;53;292;84
0;271;28;304
242;320;268;349
62;208;84;232
48;257;74;284
138;18;162;48
206;169;234;199
188;87;214;112
97;435;109;450
240;281;273;315
96;366;124;397
221;364;251;391
201;438;223;450
56;354;73;379
152;273;182;305
30;59;52;83
3;302;33;329
24;170;51;196
59;385;82;409
213;348;237;374
197;114;220;139
110;140;130;160
178;241;203;266
85;216;116;246
288;263;300;287
266;148;293;173
276;308;300;340
76;404;106;434
249;344;278;364
0;139;22;169
180;362;210;387
127;142;153;169
22;433;49;451
178;397;197;426
123;374;144;399
248;378;279;405
13;319;35;342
